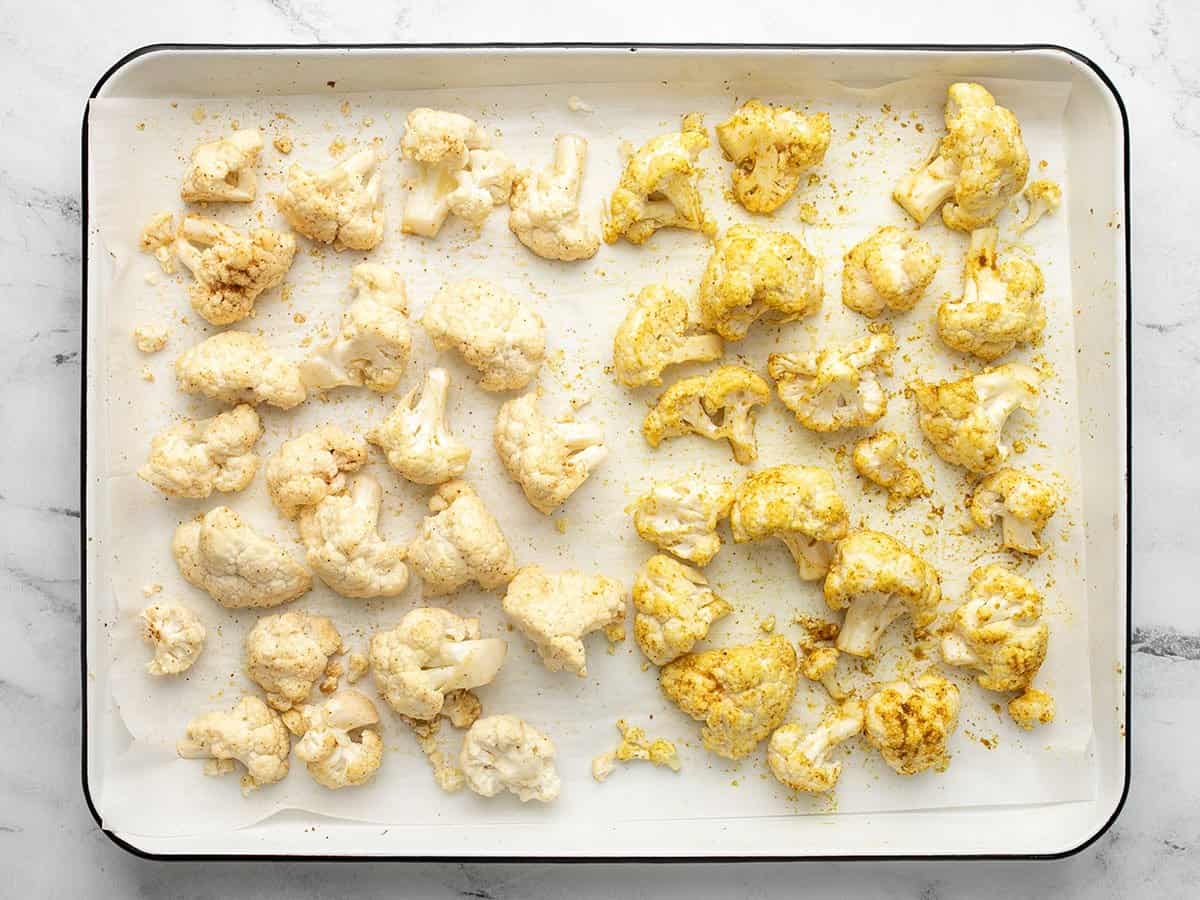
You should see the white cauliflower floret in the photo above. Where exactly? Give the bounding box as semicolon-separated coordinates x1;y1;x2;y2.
502;565;626;676
138;404;262;499
509;133;600;261
629;477;734;566
133;323;169;353
284;690;384;789
494;392;607;514
177;695;290;793
460;714;561;802
716;99;830;213
768;700;864;794
265;424;368;518
139;211;176;273
447;149;516;227
1009;687;1056;730
842;226;939;318
421;279;545;391
245;611;343;711
864;673;961;775
591;720;681;782
632;554;732;666
173;214;296;326
643;365;771;464
852;431;930;511
297;476;410;599
768;332;896;432
367;368;471;485
369;607;507;720
970;468;1062;555
1013;179;1062;235
180;129;264;203
405;481;517;596
730;465;849;580
911;363;1041;474
140;602;206;676
275;148;385;250
172;507;312;609
300;264;411;393
612;284;724;388
175;331;307;409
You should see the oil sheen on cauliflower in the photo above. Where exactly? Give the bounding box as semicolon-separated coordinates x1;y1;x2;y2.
509;133;600;261
460;714;561;802
767;700;864;794
612;284;723;388
629;476;734;567
1014;179;1062;236
591;719;681;782
138;404;262;499
367;367;471;485
175;331;307;409
140;602;206;676
841;226;939;317
768;331;896;432
716;99;830;213
864;673;961;775
970;468;1062;555
180;129;263;203
405;480;517;596
177;695;290;793
632;554;732;666
265;424;369;518
245;611;343;711
284;689;384;789
1009;687;1056;730
852;431;930;511
643;365;771;464
275;148;385;250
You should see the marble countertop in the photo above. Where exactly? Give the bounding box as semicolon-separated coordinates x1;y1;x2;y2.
2;0;1193;894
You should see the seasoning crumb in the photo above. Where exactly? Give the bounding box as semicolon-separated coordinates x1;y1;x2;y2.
140;366;155;382
142;583;162;597
191;106;206;124
273;135;293;154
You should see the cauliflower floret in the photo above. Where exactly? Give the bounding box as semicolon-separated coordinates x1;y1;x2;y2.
172;507;312;609
937;227;1045;361
893;83;1029;230
369;607;507;720
300;264;411;393
177;695;290;793
508;133;600;261
643;365;771;464
405;481;517;596
768;332;896;432
660;635;799;760
264;424;369;518
768;700;864;794
970;468;1062;555
140;602;206;676
367;368;471;485
403;714;467;792
632;554;732;666
603;112;715;245
1009;687;1056;730
591;719;681;782
697;224;824;341
612;284;724;388
716;99;831;214
863;673;961;775
841;226;939;318
823;530;941;658
180;129;264;203
730;465;849;580
274;148;385;250
494;392;607;514
175;331;307;409
284;690;383;789
460;714;561;802
911;363;1041;474
629;477;734;566
940;564;1049;692
420;279;546;391
800;645;841;682
502;565;626;676
297;476;410;599
447;149;516;227
1013;179;1062;236
139;211;176;273
852;431;930;511
138;404;262;499
133;323;169;353
245;611;342;711
173;215;296;326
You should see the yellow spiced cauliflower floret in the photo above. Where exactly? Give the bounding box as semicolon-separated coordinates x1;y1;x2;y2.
852;431;930;511
1014;179;1062;236
715;99;830;214
643;365;771;464
138;404;262;499
864;673;961;775
592;719;682;782
180;130;263;203
1008;687;1056;730
768;700;864;794
841;226;939;318
768;332;896;432
177;695;290;793
265;424;369;519
244;611;343;711
632;554;732;666
970;467;1062;556
612;284;723;388
285;689;384;790
275;149;384;251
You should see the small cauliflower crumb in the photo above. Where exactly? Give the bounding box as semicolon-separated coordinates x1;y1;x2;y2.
403;715;465;792
346;652;369;684
142;583;162;597
133;324;169;354
567;95;594;113
140;366;155;382
591;719;681;782
138;211;177;274
1009;688;1055;730
273;135;293;154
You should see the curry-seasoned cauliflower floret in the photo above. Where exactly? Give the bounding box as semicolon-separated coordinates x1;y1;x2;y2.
138;404;263;499
660;635;799;760
864;673;961;775
823;530;941;658
460;714;561;803
180;129;264;203
494;392;607;514
369;607;507;720
1014;179;1062;236
301;264;411;393
940;564;1049;692
730;465;849;580
716;99;831;214
140;602;206;676
1008;687;1056;730
275;148;384;250
893;82;1029;231
245;611;343;711
367;368;471;485
852;431;930;511
970;468;1062;555
768;332;896;432
405;481;517;596
842;226;939;318
911;363;1041;474
643;365;771;464
177;695;290;793
175;331;307;409
421;279;546;391
768;700;864;794
133;323;169;353
629;476;734;566
265;424;369;519
612;284;723;388
172;507;312;609
592;719;682;782
632;555;732;666
502;565;626;676
139;211;177;273
173;215;297;326
284;690;384;789
298;476;410;599
698;224;824;341
509;133;600;261
937;227;1045;361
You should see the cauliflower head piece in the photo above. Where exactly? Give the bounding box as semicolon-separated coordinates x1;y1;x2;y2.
509;133;600;261
768;331;896;432
405;480;517;596
265;424;369;519
970;467;1061;555
460;714;561;803
632;554;732;666
1009;687;1055;730
140;602;206;676
275;148;384;250
138;404;262;499
842;226;939;318
245;611;343;711
367;367;471;485
768;700;864;794
864;673;960;775
177;695;290;792
285;689;384;789
852;431;930;511
180;129;263;203
612;284;723;388
716;99;831;214
629;476;734;566
175;331;307;409
643;365;771;464
1014;179;1062;236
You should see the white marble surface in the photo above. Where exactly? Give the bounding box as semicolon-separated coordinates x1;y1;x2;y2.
0;0;1193;894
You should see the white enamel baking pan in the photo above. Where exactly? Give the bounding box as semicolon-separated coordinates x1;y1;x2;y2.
82;43;1130;861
